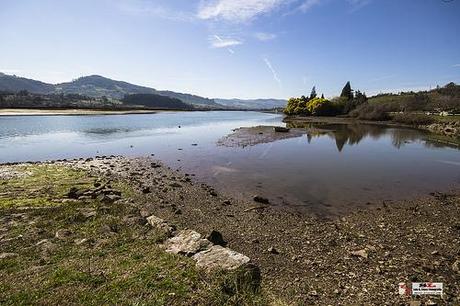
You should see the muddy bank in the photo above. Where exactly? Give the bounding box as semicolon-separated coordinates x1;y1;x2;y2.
425;121;460;138
217;125;306;147
24;156;457;305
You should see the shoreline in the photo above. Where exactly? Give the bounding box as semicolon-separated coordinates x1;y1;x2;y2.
0;108;163;116
284;115;460;146
1;156;458;304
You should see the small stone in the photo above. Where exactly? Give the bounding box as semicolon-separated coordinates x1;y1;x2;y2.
351;249;368;259
142;187;151;194
67;187;80;199
253;195;269;204
55;229;72;240
268;247;279;254
309;290;318;297
206;230;227;246
174;209;182;215
75;238;90;246
146;215;175;236
452;259;460;273
36;239;49;246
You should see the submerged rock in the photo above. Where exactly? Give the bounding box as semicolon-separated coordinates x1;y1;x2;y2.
273;126;290;133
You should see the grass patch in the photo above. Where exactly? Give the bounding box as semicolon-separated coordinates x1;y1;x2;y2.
0;164;266;305
0;164;93;208
433;115;460;122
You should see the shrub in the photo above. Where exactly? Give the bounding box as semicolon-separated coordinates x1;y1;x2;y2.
349;103;392;121
284;97;340;116
307;97;339;116
391;113;435;125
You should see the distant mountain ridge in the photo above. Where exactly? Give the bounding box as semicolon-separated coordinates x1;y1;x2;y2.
0;72;54;94
215;98;287;109
0;73;286;109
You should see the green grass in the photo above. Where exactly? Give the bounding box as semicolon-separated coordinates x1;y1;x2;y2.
0;164;94;208
433;115;460;122
0;164;266;305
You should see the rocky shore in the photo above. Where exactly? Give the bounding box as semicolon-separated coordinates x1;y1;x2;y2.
425;121;460;138
1;156;459;305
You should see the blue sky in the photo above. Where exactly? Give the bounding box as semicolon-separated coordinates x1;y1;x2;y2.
1;0;459;99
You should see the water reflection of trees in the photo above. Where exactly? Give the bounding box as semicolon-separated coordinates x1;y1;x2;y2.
287;122;458;152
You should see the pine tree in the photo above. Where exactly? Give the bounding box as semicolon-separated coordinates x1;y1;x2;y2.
321;94;324;99
310;86;317;99
340;81;353;100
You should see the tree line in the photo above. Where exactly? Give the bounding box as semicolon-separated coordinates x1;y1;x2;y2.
284;81;367;116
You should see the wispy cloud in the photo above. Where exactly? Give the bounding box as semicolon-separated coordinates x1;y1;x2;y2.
263;57;282;87
298;0;322;12
198;0;288;23
453;64;460;68
347;0;371;12
210;35;242;54
254;32;277;41
210;35;243;48
116;0;193;22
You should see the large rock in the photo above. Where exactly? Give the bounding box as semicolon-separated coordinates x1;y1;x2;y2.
146;215;175;236
193;245;250;270
163;230;211;256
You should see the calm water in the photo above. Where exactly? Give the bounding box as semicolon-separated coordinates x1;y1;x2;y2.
1;111;459;216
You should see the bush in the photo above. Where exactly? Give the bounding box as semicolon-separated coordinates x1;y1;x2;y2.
349;103;392;121
391;113;435;125
284;97;340;116
307;98;339;116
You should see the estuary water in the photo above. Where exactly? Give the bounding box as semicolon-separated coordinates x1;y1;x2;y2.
0;111;459;216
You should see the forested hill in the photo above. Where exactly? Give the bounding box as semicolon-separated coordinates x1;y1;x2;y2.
0;74;220;108
122;94;194;110
0;73;288;110
0;73;54;94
